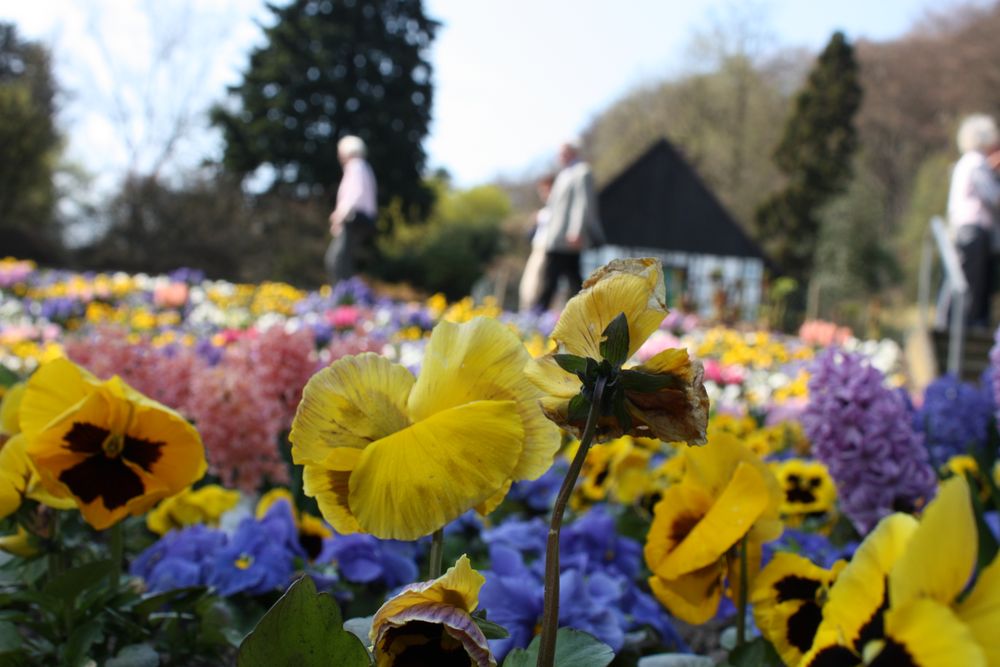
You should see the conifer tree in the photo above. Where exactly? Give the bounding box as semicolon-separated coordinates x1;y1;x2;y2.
212;0;438;216
755;31;862;281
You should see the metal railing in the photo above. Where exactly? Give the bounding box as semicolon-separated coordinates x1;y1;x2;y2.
917;216;967;376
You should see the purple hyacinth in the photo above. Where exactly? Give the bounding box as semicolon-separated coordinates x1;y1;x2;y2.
990;326;1000;424
912;374;994;466
802;348;936;535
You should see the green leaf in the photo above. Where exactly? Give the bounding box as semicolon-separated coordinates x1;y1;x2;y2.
567;394;592;423
43;559;113;602
0;366;19;388
554;354;589;376
503;628;614;667
724;637;784;667
61;618;104;667
133;586;209;619
599;313;630;367
620;369;685;392
237;576;370;667
0;621;22;653
967;472;1000;571
105;643;160;667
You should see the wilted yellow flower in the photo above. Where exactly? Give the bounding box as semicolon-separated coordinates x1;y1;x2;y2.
291;317;559;540
644;433;782;624
526;258;708;444
801;476;997;666
146;484;240;535
20;358;207;530
371;554;495;667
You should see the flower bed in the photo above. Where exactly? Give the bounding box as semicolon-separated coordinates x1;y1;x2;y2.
0;256;997;666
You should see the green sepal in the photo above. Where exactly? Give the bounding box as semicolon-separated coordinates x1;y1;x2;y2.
568;394;592;423
620;369;685;392
471;609;510;640
599;313;630;367
610;386;631;433
553;354;589;376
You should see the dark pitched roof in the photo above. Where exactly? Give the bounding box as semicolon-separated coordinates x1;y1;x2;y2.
597;139;769;262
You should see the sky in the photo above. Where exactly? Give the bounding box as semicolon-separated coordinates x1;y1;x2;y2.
0;0;974;193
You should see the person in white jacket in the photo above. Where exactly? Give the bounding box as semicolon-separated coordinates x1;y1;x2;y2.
325;135;378;285
938;115;1000;329
534;140;605;310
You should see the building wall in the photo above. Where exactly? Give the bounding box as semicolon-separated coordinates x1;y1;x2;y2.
584;246;763;321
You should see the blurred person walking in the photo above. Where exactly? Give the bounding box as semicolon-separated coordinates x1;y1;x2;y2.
938;114;1000;329
519;174;555;311
534;140;605;310
326;135;378;286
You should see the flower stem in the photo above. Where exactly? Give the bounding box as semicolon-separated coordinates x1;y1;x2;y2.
537;376;607;667
109;521;124;593
736;532;749;648
428;527;444;579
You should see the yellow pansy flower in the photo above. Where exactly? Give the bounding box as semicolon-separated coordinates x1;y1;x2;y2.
290;316;559;541
644;433;782;624
751;553;845;665
371;554;495;667
20;358;207;530
772;459;837;517
526;258;708;444
146;484;240;535
801;476;997;666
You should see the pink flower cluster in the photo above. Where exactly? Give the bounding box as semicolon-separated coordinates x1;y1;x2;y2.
798;320;853;347
64;326;319;491
702;359;745;385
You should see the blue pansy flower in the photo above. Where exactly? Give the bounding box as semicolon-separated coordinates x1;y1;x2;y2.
131;524;227;593
207;502;300;596
320;533;419;589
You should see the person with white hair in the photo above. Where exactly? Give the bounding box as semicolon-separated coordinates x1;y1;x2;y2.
940;114;1000;328
533;139;605;310
325;134;378;285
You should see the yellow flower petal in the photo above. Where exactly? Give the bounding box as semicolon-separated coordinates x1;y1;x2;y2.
18;357;94;437
874;598;986;667
290;353;413;466
649;562;724;625
408;317;560;481
303;458;362;534
348;401;524;540
957;552;1000;666
0;434;31;519
524;355;581;400
551;258;667;360
890;476;976;609
685;433;783;542
0;382;25;435
653;462;771;579
644;482;714;578
812;513;918;655
0;525;37;557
